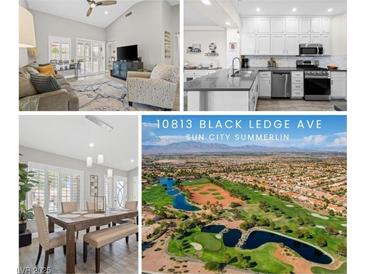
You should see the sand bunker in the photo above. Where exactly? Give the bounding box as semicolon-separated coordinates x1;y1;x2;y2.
286;204;294;208
190;242;203;251
316;225;325;229
215;234;222;239
341;224;347;227
184;183;243;208
311;213;329;220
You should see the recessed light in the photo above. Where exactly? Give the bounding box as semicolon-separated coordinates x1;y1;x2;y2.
89;142;95;148
256;7;261;12
97;154;104;164
292;8;297;12
201;0;211;5
328;8;333;12
225;22;231;26
104;11;109;15
130;159;135;163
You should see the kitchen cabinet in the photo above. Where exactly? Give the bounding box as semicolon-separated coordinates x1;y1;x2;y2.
311;17;322;33
321;34;331;54
257;17;270;33
271;35;286;55
286;35;300;55
259;72;271;98
241;33;256;55
331;71;347;99
285;17;299;33
242;18;257;33
256;35;271;55
271;17;285;33
249;77;259;111
310;34;321;44
299;34;311;44
322;17;331;33
291;71;304;99
300;17;311;33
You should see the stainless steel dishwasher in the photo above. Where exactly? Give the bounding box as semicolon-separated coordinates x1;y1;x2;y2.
271;71;291;98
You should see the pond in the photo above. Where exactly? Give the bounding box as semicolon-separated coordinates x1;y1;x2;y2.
241;230;332;264
201;225;225;234
142;241;155;251
160;177;199;212
223;229;242;247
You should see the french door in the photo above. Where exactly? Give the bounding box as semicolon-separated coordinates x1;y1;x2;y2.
104;176;128;209
76;39;105;76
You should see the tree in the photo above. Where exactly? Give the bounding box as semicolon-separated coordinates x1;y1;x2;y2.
204;262;224;271
337;243;347;257
317;236;328;247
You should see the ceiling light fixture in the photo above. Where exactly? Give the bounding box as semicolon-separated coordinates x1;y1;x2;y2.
89;142;95;148
86;157;93;168
97;154;104;164
328;8;333;12
256;7;261;12
201;0;212;6
130;159;135;163
104;11;109;15
85;115;114;132
225;22;231;26
292;8;297;12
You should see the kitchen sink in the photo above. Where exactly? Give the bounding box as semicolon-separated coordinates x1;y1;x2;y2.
230;70;253;78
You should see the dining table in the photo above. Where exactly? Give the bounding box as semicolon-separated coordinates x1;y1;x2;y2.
47;209;138;273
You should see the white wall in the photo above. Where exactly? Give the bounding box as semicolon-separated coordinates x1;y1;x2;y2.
161;2;180;65
127;168;138;201
331;13;347;56
106;0;179;70
29;9;106;64
184;28;227;68
19;146;129;210
226;28;240;68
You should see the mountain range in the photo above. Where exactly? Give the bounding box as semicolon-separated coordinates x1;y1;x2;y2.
142;141;346;155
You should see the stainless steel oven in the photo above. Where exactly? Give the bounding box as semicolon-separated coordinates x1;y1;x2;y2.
304;71;331;101
299;44;324;56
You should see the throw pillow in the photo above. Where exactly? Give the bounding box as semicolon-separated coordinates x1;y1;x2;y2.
150;64;179;83
30;73;61;93
24;66;40;75
37;64;56;76
19;72;37;98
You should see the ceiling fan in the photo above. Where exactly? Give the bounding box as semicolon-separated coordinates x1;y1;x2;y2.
86;0;117;17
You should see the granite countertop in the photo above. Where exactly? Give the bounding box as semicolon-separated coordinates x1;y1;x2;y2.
184;69;259;91
184;67;223;71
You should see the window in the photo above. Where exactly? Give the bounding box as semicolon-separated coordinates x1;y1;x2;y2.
116;176;128;208
27;162;83;213
104;176;128;209
48;36;71;61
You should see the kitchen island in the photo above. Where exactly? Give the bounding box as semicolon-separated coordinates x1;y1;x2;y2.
184;69;260;111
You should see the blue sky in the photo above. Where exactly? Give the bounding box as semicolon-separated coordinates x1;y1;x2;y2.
142;115;347;149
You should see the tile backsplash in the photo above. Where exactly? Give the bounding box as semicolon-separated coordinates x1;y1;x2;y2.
245;55;347;69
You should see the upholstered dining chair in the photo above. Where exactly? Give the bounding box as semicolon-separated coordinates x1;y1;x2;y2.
61;202;83;238
86;200;95;212
115;201;138;225
33;206;76;268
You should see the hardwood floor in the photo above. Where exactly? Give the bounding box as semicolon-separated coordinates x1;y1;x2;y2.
256;99;346;111
19;230;138;274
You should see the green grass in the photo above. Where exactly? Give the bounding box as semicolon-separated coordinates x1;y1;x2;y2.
312;262;347;274
169;231;293;274
191;232;223;251
142;184;172;207
216;196;225;200
181;177;211;186
208;188;218;192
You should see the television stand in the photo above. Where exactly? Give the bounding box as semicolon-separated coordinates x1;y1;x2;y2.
111;60;143;81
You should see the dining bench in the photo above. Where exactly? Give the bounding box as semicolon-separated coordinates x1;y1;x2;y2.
83;223;138;273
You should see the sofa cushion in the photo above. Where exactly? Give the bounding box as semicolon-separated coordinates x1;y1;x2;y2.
19;72;37;98
24;66;40;75
37;64;56;76
150;64;179;83
30;74;61;93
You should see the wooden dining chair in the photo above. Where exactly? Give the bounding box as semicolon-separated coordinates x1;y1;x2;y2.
33;206;77;268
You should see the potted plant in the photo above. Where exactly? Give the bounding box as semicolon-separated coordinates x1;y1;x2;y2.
19;162;38;233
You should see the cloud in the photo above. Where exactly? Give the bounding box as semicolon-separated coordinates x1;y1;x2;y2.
333;136;347;146
142;122;158;128
157;135;189;145
303;135;327;144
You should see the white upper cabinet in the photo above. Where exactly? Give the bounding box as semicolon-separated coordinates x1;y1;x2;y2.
241;33;256;55
242;18;257;33
322;17;331;33
271;17;285;33
311;17;322;33
271;35;286;55
285;17;299;33
240;16;332;56
300;17;311;33
257;17;271;33
256;35;271;55
286;35;300;55
299;34;311;44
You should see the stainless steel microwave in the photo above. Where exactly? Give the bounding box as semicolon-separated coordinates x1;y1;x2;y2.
299;44;324;56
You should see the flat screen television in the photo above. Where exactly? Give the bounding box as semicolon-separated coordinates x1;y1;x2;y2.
117;45;138;61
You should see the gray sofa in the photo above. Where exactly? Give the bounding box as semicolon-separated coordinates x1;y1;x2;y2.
19;66;79;111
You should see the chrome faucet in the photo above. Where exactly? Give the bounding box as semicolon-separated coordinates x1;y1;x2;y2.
232;57;241;76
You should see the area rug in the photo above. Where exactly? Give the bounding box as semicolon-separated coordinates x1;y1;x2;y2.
69;76;135;111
